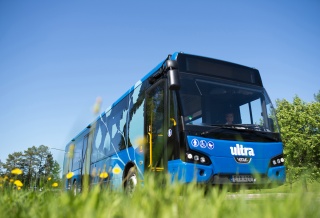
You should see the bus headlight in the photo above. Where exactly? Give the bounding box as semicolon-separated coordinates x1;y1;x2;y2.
187;153;193;159
186;150;211;165
200;157;206;163
269;154;285;167
194;155;199;161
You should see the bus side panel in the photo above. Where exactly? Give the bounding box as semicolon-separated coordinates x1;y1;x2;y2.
127;82;147;179
88;81;148;190
89;97;130;189
89;147;140;190
64;130;89;190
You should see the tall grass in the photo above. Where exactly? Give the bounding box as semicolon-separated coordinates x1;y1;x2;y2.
1;174;319;218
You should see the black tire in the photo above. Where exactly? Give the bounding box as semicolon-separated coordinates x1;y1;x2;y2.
124;167;137;195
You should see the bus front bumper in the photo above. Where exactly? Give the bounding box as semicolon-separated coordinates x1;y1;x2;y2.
168;160;286;186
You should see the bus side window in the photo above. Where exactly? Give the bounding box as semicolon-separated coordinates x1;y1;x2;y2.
104;95;129;154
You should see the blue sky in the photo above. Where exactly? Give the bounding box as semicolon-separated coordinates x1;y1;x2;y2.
1;1;319;167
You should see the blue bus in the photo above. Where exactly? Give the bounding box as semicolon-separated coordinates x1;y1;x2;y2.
63;52;285;193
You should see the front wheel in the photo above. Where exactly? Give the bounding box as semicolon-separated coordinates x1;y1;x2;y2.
124;167;137;195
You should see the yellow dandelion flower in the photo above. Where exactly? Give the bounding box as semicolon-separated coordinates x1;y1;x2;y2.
135;136;147;153
17;187;21;190
99;171;108;179
112;167;121;174
10;179;14;183
68;144;75;158
48;177;52;181
52;182;59;187
93;96;102;114
4;176;8;180
14;180;23;187
66;172;74;179
11;168;23;175
0;184;3;187
135;136;147;146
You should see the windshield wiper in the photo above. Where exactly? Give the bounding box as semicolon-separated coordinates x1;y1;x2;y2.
200;125;234;136
200;124;279;142
248;131;279;142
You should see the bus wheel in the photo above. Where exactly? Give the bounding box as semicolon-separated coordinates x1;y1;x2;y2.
124;167;137;195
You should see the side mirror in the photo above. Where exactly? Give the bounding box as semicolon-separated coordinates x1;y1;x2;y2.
165;60;180;90
168;69;180;90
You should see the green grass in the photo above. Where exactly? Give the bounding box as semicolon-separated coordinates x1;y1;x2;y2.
1;175;319;218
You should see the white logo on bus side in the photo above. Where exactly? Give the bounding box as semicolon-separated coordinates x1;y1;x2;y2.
200;140;207;148
230;144;255;156
191;139;199;147
191;139;214;150
207;141;214;150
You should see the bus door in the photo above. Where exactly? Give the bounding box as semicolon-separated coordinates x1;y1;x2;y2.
81;130;94;191
145;80;168;173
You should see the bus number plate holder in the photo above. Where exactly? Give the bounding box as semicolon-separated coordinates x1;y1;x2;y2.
231;175;255;183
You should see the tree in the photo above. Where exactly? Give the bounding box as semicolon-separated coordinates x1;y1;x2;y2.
2;145;61;189
276;95;320;187
2;152;24;173
51;160;61;180
35;145;54;187
314;90;320;102
23;146;38;188
0;160;4;176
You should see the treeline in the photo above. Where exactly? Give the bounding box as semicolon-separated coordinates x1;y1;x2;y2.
276;90;320;187
0;145;60;189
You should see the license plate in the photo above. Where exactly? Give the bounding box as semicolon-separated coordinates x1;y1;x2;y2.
231;175;255;183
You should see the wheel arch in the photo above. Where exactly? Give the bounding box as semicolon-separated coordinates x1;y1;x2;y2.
122;161;136;188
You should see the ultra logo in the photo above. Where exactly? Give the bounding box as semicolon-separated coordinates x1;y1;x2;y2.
230;144;255;156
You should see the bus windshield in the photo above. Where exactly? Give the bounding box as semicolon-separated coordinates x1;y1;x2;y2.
179;73;279;134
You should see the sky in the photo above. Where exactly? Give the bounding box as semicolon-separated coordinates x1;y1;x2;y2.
0;1;319;168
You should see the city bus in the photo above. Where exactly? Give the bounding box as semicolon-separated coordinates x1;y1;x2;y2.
63;52;285;193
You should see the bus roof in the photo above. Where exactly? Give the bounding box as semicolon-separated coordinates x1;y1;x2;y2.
69;53;173;142
69;52;261;142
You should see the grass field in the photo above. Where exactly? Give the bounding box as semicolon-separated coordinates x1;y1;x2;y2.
1;175;319;218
